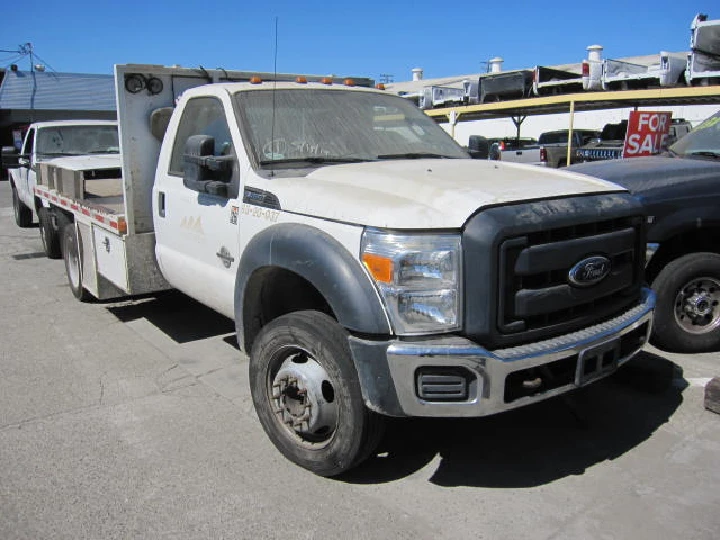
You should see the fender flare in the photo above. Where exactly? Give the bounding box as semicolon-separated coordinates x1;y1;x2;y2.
234;223;390;351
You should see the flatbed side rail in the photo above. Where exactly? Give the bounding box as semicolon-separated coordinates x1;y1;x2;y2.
35;185;127;235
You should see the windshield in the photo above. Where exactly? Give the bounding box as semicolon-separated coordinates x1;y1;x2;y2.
36;125;119;159
233;88;469;168
669;110;720;158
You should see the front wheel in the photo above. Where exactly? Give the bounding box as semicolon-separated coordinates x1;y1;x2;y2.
651;252;720;353
249;311;385;476
12;185;32;227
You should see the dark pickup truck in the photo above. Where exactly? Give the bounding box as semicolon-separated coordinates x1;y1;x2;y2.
539;129;601;168
569;109;720;353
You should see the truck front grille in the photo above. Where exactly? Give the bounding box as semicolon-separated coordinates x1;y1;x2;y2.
499;217;642;335
460;193;646;349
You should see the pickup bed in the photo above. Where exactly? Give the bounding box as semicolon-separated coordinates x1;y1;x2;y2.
18;64;654;476
489;137;544;166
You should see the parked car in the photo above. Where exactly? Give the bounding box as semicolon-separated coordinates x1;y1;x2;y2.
466;135;490;159
569;108;720;352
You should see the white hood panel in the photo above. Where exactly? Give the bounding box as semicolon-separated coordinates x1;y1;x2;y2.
264;160;625;229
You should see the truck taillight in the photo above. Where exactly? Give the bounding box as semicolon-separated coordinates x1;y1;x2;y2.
540;147;547;162
582;61;589;77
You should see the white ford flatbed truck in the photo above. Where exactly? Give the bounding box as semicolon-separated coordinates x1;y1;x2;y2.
28;64;655;476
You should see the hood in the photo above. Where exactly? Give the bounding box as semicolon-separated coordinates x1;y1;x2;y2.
263;159;624;229
44;153;121;172
568;156;720;194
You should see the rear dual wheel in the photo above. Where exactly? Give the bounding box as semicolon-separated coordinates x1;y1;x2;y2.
250;311;385;477
38;208;63;259
62;223;90;302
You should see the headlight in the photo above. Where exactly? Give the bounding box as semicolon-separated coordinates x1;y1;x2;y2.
361;230;462;335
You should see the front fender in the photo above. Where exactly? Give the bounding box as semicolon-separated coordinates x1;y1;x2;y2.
648;205;720;243
234;223;390;350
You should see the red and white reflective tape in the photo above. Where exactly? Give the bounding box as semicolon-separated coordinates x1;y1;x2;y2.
34;186;127;235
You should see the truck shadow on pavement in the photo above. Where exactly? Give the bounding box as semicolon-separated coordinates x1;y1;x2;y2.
106;290;236;343
343;351;685;487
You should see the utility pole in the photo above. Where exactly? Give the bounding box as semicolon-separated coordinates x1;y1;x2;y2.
18;43;33;70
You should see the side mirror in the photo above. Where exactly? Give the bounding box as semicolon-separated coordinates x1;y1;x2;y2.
182;134;233;196
1;147;24;169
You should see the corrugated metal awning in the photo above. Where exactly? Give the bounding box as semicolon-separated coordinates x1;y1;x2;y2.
0;70;115;111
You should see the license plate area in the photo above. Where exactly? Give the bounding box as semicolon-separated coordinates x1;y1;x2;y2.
576;338;620;386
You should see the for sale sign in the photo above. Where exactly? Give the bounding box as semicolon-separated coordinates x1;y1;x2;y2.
622;111;673;158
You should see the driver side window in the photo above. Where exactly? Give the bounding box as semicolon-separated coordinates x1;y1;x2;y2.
169;97;234;177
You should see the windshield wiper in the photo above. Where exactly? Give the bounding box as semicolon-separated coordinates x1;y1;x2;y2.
259;157;371;166
376;152;459;160
684;151;720;159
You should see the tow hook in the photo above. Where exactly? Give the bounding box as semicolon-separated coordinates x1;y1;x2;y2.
522;377;542;390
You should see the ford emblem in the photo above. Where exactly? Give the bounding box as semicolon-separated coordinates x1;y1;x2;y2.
568;256;611;287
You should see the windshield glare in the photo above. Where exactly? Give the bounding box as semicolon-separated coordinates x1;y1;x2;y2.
669;111;720;157
36;125;119;158
233;88;469;166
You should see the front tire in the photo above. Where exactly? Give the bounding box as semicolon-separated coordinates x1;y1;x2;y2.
62;223;90;301
12;185;32;227
249;311;385;476
651;252;720;353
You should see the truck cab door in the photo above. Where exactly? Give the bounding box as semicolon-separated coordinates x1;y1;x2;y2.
153;95;241;318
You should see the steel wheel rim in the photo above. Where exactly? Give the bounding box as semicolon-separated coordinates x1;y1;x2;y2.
268;345;338;448
67;234;81;289
40;217;49;252
673;276;720;334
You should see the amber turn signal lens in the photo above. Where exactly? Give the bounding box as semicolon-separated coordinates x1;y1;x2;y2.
362;253;393;283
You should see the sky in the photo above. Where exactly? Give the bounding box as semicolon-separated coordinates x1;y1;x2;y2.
2;1;717;82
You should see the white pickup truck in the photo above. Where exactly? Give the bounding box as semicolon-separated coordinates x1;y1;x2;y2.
7;120;119;233
22;64;654;476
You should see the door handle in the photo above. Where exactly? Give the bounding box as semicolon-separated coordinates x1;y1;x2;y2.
158;191;165;217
